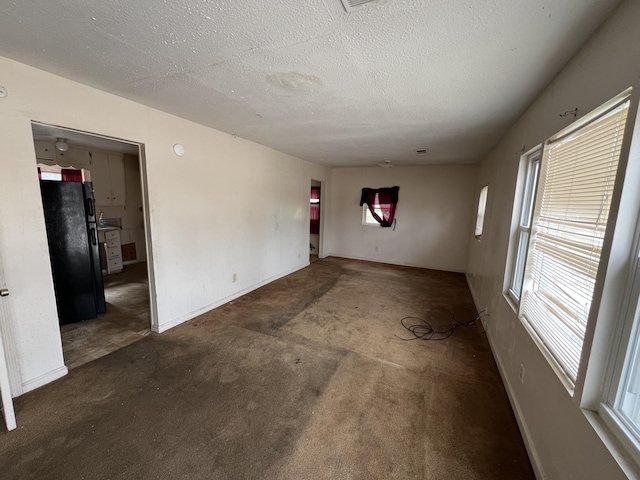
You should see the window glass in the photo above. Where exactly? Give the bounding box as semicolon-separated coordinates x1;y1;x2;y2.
363;200;383;226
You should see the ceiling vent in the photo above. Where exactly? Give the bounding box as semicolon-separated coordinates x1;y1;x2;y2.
340;0;376;13
415;149;428;156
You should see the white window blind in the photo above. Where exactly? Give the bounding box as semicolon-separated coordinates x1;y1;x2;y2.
520;100;630;386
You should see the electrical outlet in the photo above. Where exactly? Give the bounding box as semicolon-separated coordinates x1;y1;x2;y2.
232;273;237;283
375;246;379;252
519;364;525;384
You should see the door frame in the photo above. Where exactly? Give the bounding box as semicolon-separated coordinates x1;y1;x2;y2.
31;122;159;333
0;240;18;429
310;179;324;259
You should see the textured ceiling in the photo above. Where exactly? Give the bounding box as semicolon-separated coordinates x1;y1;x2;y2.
0;0;622;167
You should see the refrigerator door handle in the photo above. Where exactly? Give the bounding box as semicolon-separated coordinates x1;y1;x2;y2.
87;198;94;218
90;226;97;246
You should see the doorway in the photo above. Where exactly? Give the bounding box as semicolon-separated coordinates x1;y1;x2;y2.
32;123;157;370
310;180;321;263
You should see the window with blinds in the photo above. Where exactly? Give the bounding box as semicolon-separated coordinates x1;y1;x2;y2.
519;99;630;387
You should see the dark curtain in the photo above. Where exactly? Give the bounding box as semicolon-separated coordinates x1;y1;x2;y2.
310;186;320;234
61;168;82;182
359;186;399;227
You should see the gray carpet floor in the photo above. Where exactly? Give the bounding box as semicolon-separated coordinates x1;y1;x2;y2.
0;257;535;479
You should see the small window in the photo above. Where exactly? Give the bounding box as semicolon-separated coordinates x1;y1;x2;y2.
474;185;489;239
363;200;383;226
360;187;399;227
507;149;541;303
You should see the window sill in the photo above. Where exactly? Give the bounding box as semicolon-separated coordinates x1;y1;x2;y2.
584;407;640;479
503;291;519;315
519;314;576;396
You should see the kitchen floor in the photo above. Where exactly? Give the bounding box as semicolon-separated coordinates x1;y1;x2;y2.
60;262;150;370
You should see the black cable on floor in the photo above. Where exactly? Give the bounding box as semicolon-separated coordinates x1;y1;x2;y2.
395;310;487;341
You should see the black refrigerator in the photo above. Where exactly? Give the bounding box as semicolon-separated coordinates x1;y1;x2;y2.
40;180;106;325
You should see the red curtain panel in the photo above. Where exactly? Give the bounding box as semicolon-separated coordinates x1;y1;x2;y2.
310;187;320;234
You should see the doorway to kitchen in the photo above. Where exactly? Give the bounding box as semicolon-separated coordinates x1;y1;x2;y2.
310;180;321;263
32;122;157;370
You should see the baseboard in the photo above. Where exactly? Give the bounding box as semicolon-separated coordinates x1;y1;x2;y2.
327;253;465;273
465;273;545;479
21;365;68;396
153;263;308;334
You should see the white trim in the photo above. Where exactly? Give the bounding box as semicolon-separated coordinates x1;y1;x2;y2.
586;407;640;479
0;264;23;397
137;145;160;334
153;263;308;334
0;325;16;430
21;365;68;394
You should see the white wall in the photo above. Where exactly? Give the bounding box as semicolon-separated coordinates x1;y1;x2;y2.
327;165;477;272
466;0;640;478
0;56;330;396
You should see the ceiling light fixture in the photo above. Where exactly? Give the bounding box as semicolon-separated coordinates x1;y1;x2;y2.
378;160;394;168
55;138;69;152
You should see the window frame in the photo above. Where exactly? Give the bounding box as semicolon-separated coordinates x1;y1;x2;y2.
598;99;640;467
517;90;633;392
599;248;640;468
497;88;640;470
507;148;541;305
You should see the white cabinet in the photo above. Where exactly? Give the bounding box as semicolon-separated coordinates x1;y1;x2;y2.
34;143;91;168
91;152;110;204
108;155;126;206
91;153;126;206
57;149;91;168
34;140;55;160
98;228;123;274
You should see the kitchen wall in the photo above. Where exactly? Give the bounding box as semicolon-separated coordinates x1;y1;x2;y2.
326;165;477;272
466;0;640;478
0;55;330;396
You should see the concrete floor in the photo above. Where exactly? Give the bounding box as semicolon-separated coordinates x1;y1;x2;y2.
60;262;150;370
1;257;534;479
